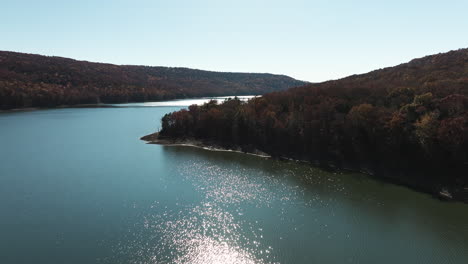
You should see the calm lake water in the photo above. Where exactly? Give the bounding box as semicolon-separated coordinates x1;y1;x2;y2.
1;98;467;264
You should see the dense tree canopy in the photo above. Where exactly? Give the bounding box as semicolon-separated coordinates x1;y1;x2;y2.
159;48;468;197
0;51;304;109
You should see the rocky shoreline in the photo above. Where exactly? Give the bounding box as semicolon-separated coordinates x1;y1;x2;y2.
140;132;271;158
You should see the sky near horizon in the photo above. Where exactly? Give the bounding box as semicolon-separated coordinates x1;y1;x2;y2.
2;0;468;82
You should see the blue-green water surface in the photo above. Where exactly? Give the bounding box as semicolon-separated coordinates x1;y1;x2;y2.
0;102;467;264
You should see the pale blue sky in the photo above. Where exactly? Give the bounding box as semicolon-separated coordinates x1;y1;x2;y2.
2;0;467;81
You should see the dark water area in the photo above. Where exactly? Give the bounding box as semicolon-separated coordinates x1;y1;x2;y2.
0;102;467;264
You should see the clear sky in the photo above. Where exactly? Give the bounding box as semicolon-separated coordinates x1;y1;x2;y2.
2;0;467;82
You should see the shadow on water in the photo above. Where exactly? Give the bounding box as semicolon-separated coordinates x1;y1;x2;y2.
160;145;468;263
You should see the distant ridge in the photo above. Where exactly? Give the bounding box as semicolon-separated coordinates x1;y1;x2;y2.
0;51;305;109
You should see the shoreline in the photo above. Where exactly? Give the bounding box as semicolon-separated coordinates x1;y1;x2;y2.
141;132;468;204
140;132;271;158
0;95;259;113
0;104;118;113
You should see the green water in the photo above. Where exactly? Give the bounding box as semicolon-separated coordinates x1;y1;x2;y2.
0;102;467;264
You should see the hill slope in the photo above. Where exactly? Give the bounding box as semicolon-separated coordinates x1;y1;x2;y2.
155;48;468;201
0;51;304;109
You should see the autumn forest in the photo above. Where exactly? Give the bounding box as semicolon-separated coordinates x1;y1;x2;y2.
0;51;304;109
158;48;468;200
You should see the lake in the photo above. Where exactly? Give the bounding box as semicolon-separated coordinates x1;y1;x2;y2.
1;98;467;264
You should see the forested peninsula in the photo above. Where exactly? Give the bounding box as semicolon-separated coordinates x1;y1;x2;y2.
147;48;468;202
0;51;304;109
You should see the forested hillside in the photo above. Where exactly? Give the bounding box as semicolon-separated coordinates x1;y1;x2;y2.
157;48;468;200
0;51;304;109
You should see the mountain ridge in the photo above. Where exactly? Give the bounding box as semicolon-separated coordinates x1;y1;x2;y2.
0;51;305;109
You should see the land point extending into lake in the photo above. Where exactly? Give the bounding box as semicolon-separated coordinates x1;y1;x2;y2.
151;49;468;205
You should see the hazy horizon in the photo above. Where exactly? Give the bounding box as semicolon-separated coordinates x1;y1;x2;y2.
2;0;468;82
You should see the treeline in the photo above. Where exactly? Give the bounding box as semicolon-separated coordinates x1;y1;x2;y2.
159;48;468;197
0;51;304;109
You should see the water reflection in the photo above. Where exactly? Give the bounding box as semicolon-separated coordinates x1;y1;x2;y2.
112;96;255;107
149;146;468;264
147;204;270;264
110;155;283;263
